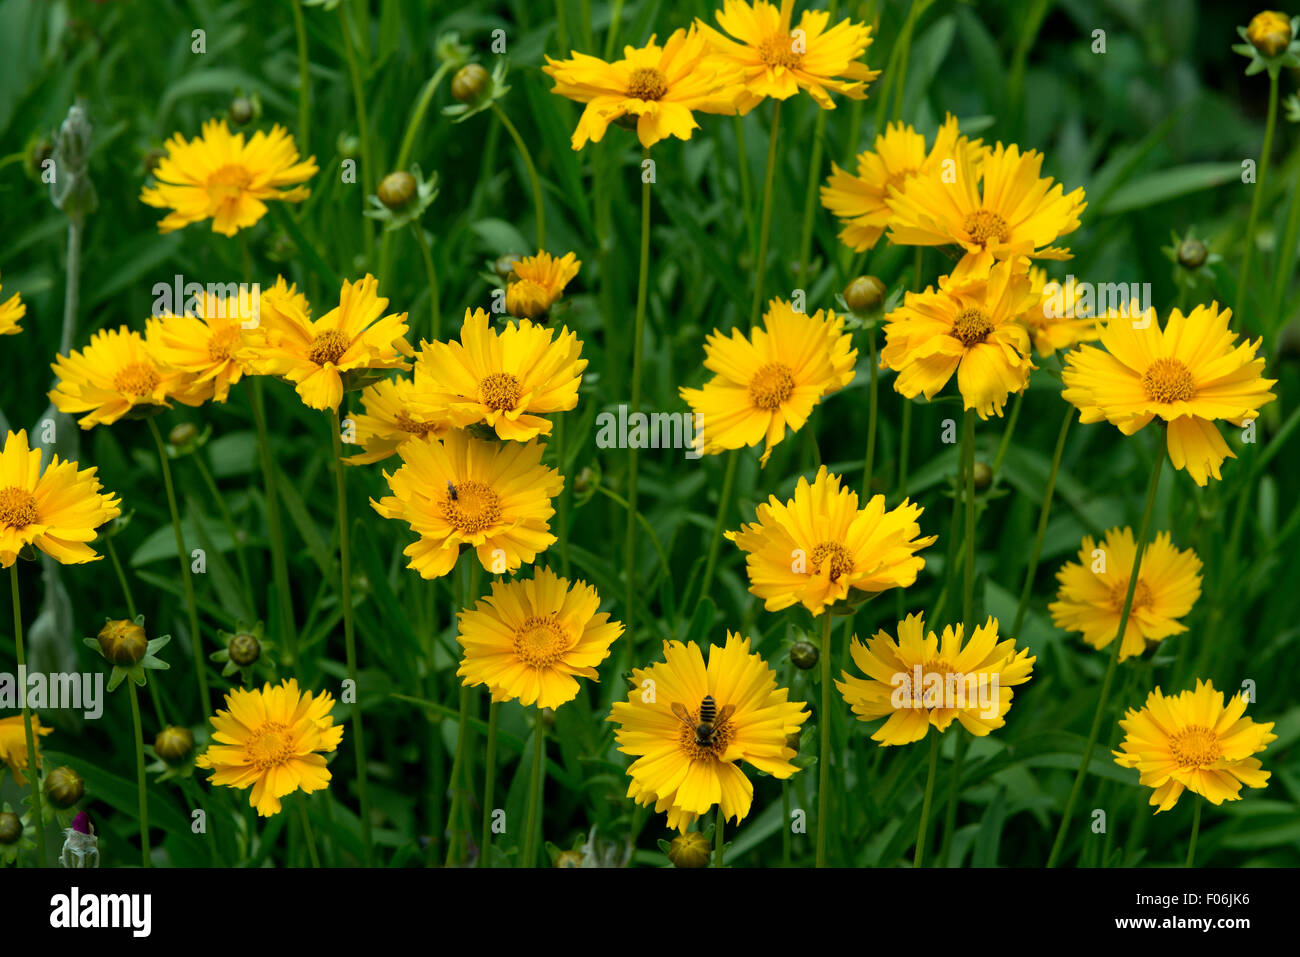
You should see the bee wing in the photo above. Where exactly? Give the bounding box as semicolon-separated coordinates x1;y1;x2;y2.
670;703;694;728
715;704;736;725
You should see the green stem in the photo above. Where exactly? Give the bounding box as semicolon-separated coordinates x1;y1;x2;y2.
147;418;209;714
338;4;374;260
938;732;968;866
444;682;472;866
797;108;829;290
602;0;626;59
861;328;878;496
696;453;738;613
625;150;652;657
127;680;150;867
734;117;756;254
522;714;546;868
492;104;545;251
714;812;725;868
750;101;782;328
1186;800;1202;867
9;567;46;867
815;610;833;867
555;415;570;577
1011;407;1072;636
411;222;441;342
1235;67;1279;325
897;399;912;495
479;701;499;867
991;390;1023;478
1267;155;1300;334
298;795;321;868
1047;450;1165;867
250;379;297;663
192;451;252;599
961;409;976;626
914;731;939;868
330;410;373;866
290;0;311;153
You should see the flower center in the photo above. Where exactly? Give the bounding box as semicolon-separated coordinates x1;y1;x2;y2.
114;361;160;397
479;372;521;411
245;721;294;771
627;67;668;101
442;480;502;535
1141;357;1196;404
748;362;795;411
810;540;854;580
513;612;573;668
951;307;994;347
963;209;1010;246
0;486;38;529
1108;577;1153;614
394;409;437;436
676;702;737;761
207;325;242;363
759;33;804;70
307;329;350;366
207;163;254;200
1169;725;1222;769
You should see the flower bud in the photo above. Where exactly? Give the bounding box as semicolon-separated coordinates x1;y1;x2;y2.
667;831;711;868
843;275;886;312
168;422;199;448
1177;238;1208;270
154;726;195;765
97;619;148;666
451;64;490;104
228;96;254;126
228;631;261;667
377;171;418;210
0;812;21;845
972;461;992;490
553;849;584;868
573;466;596;496
1247;11;1292;58
44;766;84;809
789;640;819;670
336;132;361;160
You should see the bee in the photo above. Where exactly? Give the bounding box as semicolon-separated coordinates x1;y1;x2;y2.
446;480;458;501
671;694;735;749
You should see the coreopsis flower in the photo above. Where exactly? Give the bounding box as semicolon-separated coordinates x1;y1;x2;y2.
1061;302;1277;486
886;141;1086;273
542;27;745;150
1022;266;1101;356
1049;528;1203;662
410;308;585;442
609;634;808;831
0;429;121;567
145;290;258;403
194;678;343;817
1113;680;1276;813
249;274;411;412
879;258;1038;418
726;466;937;616
343;375;449;465
680;299;856;465
456;566;624;709
837;613;1035;746
697;0;880;112
371;428;563;579
140;119;317;236
0;277;24;336
49;326;208;428
506;251;581;320
0;715;52;784
821;115;981;252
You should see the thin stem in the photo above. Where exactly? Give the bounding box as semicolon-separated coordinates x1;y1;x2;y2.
106;536;138;619
1235;68;1279;325
602;0;626;59
522;714;546;868
992;391;1023;477
555;415;570;576
10;567;46;867
750;101;782;328
411;222;441;342
861;328;878;496
696;453;738;614
961;410;976;626
1186;800;1202;867
734;117;756;253
250;380;297;663
897;400;912;495
330;410;373;866
147;418;209;713
192;451;252;599
338;4;374;260
290;0;311;153
127;680;150;867
444;682;472;867
1011;407;1072;636
797;104;830;290
625;150;652;658
1047;451;1165;867
298;795;321;868
914;732;940;868
714;813;725;867
938;732;968;866
479;700;499;867
815;611;833;867
492;104;545;251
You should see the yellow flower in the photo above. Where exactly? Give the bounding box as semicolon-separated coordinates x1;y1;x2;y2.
343;375;449;465
0;276;25;336
249;274;411;412
680;298;855;465
697;0;880;112
542;27;744;150
0;714;52;785
456;566;623;709
140;119;317;236
1022;266;1101;356
609;633;808;831
1246;10;1293;58
371;428;563;579
506;251;581;320
821;114;982;252
837;613;1034;746
1113;680;1276;813
145;290;258;403
880;258;1037;418
49;326;207;429
195;678;343;817
410;308;585;442
1061;302;1277;486
1049;527;1202;662
0;429;121;568
726;466;936;616
886;141;1086;273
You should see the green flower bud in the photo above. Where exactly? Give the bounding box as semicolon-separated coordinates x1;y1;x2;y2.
1177;238;1208;270
0;812;20;845
452;64;491;104
972;461;992;490
1247;11;1292;58
789;640;819;670
154;726;195;765
667;831;711;868
228;96;254;126
229;632;261;667
844;276;886;312
377;171;418;210
97;619;148;666
44;766;85;809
